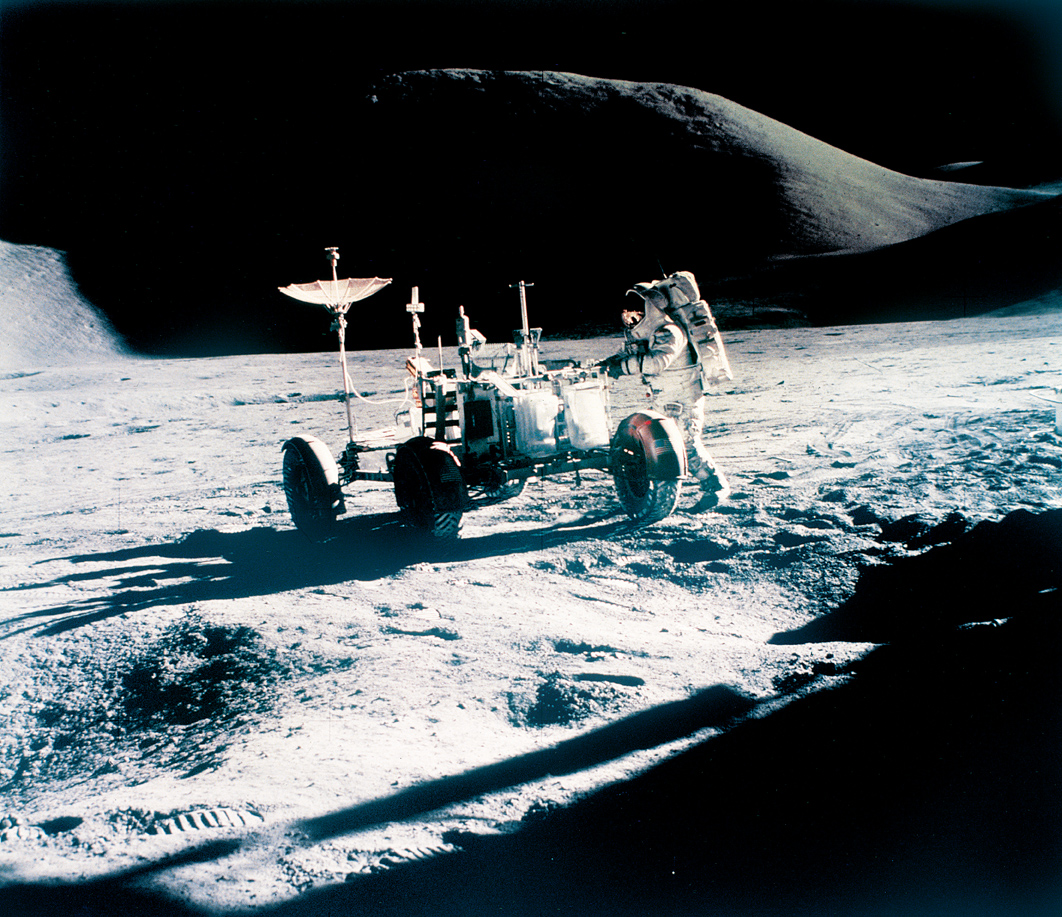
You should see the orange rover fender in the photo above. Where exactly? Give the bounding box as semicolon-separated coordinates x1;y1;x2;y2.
610;410;689;481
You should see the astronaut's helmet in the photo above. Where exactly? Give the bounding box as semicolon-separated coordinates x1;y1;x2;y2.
623;282;670;340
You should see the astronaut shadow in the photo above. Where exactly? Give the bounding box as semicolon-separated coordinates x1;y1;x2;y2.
7;507;635;638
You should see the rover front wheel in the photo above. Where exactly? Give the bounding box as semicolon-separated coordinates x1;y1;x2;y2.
283;440;339;542
613;453;681;524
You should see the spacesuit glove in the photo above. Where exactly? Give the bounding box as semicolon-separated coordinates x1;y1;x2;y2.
597;354;626;379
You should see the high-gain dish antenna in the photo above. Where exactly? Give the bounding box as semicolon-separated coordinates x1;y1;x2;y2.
278;247;392;442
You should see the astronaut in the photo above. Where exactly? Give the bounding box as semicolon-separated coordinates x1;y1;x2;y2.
599;279;731;510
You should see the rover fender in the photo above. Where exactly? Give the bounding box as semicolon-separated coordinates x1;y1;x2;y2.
610;410;688;480
282;435;345;541
283;436;342;490
395;437;470;514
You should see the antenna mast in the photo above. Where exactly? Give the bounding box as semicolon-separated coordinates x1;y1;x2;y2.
509;280;539;377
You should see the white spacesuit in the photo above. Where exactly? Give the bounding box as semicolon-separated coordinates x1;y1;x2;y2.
600;280;730;509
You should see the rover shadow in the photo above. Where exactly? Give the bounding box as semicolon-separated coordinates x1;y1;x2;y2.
4;508;635;637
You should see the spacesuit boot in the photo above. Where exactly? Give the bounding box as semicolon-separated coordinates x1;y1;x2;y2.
691;465;731;512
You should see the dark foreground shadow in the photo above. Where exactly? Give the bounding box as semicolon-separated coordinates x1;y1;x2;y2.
771;508;1062;645
295;685;759;843
2;509;632;637
0;839;240;917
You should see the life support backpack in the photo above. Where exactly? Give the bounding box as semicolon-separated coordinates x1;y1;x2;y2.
652;271;733;391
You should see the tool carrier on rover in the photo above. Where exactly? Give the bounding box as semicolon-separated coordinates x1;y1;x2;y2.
278;250;690;541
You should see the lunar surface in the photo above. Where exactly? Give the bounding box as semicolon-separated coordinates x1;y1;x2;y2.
2;285;1060;914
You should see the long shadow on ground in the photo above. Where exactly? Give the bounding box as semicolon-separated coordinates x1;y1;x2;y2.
3;511;1060;917
1;509;631;637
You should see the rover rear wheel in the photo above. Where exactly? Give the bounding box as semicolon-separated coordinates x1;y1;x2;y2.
477;478;527;505
611;416;683;524
393;438;465;539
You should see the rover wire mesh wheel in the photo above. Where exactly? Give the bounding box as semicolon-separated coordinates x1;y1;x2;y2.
283;442;338;542
392;439;464;539
612;438;682;525
477;478;526;505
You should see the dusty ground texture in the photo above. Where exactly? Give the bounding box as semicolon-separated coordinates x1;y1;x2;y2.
1;312;1061;916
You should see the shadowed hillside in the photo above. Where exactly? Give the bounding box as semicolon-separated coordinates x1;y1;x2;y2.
705;190;1062;326
361;69;1041;263
5;0;1062;354
10;68;1062;353
343;69;1059;335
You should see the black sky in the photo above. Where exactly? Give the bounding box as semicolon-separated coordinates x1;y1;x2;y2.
2;0;1061;353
